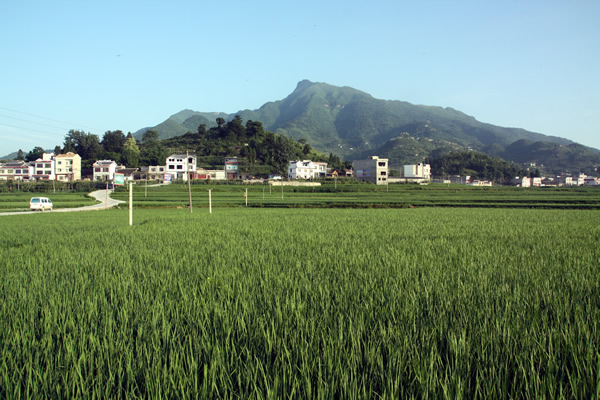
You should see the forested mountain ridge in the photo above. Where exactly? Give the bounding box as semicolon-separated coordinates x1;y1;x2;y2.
134;80;599;175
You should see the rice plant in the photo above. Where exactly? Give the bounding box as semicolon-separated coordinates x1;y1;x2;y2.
0;208;598;398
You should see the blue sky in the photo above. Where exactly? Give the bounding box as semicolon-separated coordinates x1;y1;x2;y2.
1;0;599;156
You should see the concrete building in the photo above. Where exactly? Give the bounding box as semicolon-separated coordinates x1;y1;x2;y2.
143;165;166;181
197;169;226;180
93;160;118;181
288;160;328;179
32;154;55;181
166;154;197;181
403;163;431;181
225;157;240;179
0;161;33;180
354;156;388;185
511;176;531;187
54;152;81;181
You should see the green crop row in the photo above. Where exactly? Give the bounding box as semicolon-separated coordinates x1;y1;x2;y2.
1;207;599;398
110;183;600;209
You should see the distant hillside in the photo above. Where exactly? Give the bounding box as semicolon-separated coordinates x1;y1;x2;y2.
134;80;600;174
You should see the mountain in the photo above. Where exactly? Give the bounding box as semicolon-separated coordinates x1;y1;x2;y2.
135;80;599;174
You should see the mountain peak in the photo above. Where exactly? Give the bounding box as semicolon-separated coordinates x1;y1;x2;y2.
294;79;315;92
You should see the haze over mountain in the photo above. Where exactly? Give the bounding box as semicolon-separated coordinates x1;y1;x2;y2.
133;80;599;175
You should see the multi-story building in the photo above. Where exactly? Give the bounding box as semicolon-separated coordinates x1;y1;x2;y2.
225;157;239;179
54;152;81;181
32;153;55;180
354;156;388;185
143;165;166;181
403;163;431;181
0;161;33;180
511;176;531;187
166;154;197;181
93;160;118;181
288;160;328;179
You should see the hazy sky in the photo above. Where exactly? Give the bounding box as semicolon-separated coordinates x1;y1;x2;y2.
1;0;599;156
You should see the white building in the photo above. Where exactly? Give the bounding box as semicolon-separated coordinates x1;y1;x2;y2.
354;156;388;185
93;160;118;181
0;161;33;180
511;176;531;187
166;154;197;181
32;154;56;181
403;163;431;181
288;160;327;179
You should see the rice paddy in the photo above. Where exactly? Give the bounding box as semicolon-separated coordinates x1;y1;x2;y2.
1;205;598;398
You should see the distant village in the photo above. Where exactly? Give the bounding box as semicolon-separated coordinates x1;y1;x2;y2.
1;152;599;187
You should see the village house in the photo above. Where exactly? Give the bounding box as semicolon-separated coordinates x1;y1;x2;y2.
353;156;388;185
165;154;197;181
54;152;81;182
288;160;328;179
93;160;118;181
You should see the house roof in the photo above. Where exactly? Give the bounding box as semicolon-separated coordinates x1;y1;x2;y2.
55;152;81;158
93;160;117;166
116;168;138;176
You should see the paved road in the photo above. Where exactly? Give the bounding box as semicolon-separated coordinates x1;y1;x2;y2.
0;190;126;216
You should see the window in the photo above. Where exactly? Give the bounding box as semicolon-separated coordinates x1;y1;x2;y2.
103;168;108;172
168;165;175;170
176;165;183;170
37;164;43;168
57;161;62;165
380;171;386;176
378;162;386;167
95;168;100;172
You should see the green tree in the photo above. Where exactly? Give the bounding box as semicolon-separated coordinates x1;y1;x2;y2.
64;130;102;162
141;130;167;165
122;136;140;167
102;130;126;153
26;146;45;162
16;149;24;161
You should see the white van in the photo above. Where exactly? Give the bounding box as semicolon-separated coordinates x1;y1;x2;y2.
30;197;53;211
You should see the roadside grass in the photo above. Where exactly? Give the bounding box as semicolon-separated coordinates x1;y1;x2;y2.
0;192;98;211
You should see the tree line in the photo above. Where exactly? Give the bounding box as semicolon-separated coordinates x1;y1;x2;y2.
13;116;351;176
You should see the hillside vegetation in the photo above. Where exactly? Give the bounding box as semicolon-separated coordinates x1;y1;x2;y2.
134;80;600;175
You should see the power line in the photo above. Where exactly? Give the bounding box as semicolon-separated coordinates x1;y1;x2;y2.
0;106;100;131
0;122;66;138
0;114;71;131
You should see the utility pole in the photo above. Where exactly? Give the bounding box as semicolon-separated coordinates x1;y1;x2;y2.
105;178;109;210
128;182;133;226
187;149;193;214
245;188;248;207
208;189;212;214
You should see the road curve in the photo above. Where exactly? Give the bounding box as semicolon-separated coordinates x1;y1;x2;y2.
0;189;126;216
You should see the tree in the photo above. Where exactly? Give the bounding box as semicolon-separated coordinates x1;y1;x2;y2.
197;124;207;138
122;136;140;167
140;130;166;165
64;130;102;161
102;130;126;153
302;143;311;156
16;149;24;161
26;146;45;162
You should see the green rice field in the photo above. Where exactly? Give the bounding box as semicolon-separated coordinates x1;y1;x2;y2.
1;206;599;398
111;182;600;209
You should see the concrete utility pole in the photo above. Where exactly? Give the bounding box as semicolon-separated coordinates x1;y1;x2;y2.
208;189;212;214
187;150;193;214
245;188;248;207
129;182;133;226
105;178;109;210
